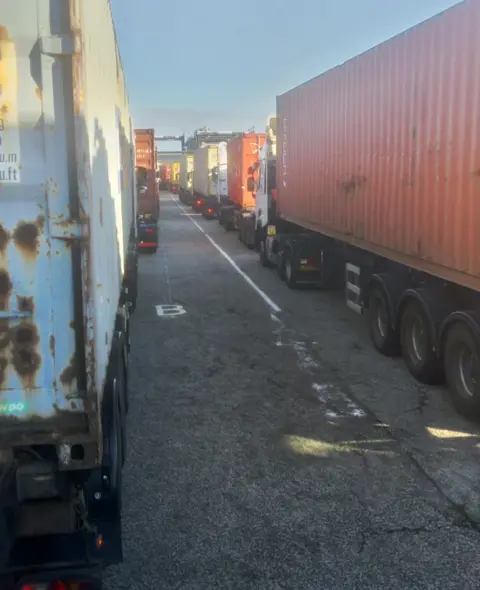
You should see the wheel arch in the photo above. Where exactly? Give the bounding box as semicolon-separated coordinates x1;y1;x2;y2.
438;311;480;362
364;273;398;329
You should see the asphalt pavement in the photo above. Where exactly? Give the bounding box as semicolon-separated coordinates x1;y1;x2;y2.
104;194;480;589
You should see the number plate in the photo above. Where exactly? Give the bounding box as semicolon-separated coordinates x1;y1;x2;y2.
267;225;276;236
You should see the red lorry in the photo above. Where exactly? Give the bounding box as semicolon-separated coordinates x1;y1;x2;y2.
135;129;159;252
220;133;266;246
250;0;480;419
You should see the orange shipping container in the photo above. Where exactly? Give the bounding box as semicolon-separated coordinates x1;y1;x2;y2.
228;134;266;209
277;0;480;292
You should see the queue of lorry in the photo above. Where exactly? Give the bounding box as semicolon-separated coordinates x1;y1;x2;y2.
1;0;480;587
179;0;480;422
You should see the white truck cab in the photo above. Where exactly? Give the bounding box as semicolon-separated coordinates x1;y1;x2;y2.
253;117;277;234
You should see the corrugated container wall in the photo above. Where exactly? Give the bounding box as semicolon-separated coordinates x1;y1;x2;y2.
277;0;480;292
193;145;218;198
0;0;136;456
135;128;157;215
217;142;228;199
179;153;194;192
227;134;266;208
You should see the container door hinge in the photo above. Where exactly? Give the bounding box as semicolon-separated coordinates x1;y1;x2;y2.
39;35;74;56
50;220;88;241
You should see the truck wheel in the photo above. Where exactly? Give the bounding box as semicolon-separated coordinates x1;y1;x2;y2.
400;300;443;384
367;286;398;356
246;226;255;249
129;293;137;314
238;223;244;243
444;322;480;419
118;356;128;463
102;392;123;520
276;250;286;280
259;239;270;267
284;249;298;289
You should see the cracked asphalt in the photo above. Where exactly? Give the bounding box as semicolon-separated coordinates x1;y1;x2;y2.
105;194;480;589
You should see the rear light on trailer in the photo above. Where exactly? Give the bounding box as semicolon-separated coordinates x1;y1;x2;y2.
207;208;213;214
19;582;72;590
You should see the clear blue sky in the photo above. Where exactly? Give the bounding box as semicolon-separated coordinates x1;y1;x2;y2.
112;0;461;150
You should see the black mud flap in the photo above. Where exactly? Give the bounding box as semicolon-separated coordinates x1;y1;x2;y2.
95;517;123;566
1;530;107;589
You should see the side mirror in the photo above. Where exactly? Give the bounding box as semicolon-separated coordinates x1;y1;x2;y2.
247;177;255;192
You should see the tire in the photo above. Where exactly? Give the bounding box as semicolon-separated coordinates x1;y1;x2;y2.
129;294;137;315
246;226;255;249
444;322;480;419
102;388;123;520
400;300;443;384
117;355;128;464
284;249;298;289
276;249;285;280
259;239;270;267
238;222;243;243
367;286;398;356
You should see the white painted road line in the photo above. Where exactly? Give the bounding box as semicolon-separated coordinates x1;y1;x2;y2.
171;196;282;314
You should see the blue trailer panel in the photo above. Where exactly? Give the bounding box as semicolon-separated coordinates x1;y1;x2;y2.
0;0;136;465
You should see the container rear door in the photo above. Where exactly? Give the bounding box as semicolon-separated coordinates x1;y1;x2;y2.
0;2;85;433
207;146;219;197
217;143;228;199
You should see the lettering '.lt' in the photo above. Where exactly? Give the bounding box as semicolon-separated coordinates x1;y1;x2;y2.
0;34;21;182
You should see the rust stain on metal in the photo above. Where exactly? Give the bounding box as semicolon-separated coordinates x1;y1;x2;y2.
69;0;85;116
0;319;9;349
12;348;41;389
17;295;34;314
11;322;39;349
10;321;41;390
36;215;45;231
341;175;367;195
0;357;8;388
60;353;77;386
49;334;55;358
0;225;10;252
0;270;12;311
13;221;40;259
